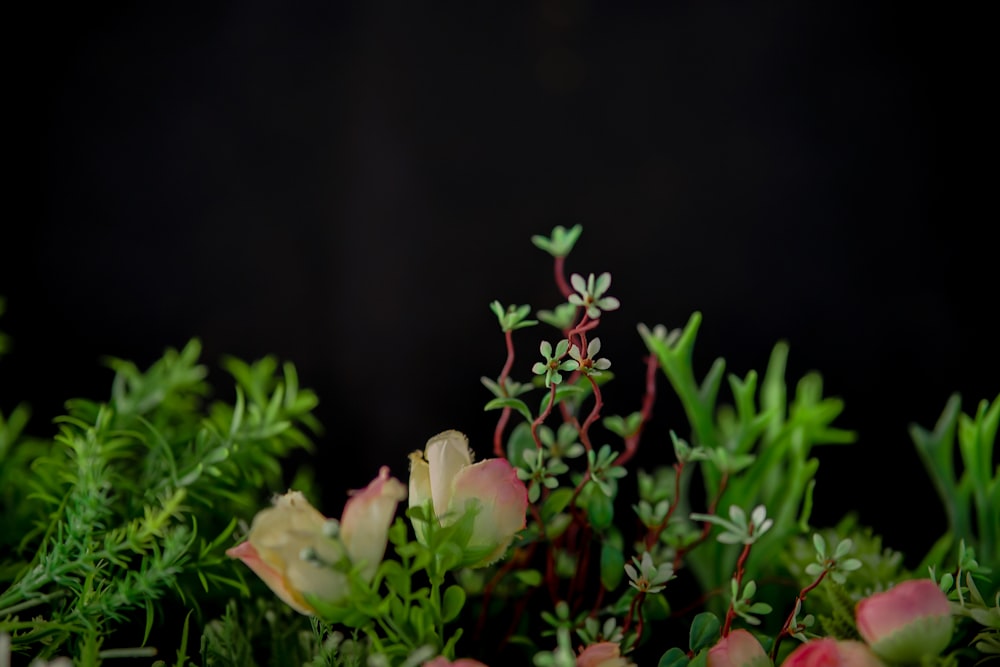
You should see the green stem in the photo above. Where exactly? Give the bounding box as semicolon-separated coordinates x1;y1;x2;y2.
0;590;66;618
430;575;446;655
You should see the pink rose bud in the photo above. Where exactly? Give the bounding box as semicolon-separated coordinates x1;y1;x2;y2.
576;641;634;667
707;629;771;667
227;467;406;614
409;430;528;567
781;638;884;667
855;578;954;664
423;659;490;667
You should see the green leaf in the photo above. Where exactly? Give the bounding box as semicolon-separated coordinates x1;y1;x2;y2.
600;543;625;591
688;648;708;667
688;612;721;652
531;224;583;258
379;560;411;597
441;585;466;624
507;422;536;469
587;490;614;531
485;397;533;423
541;488;574;521
513;569;543;587
409;604;429;640
658;648;690;667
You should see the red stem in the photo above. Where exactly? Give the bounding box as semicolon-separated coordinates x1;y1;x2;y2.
493;329;517;457
531;384;558;447
618;353;659;467
721;524;756;637
673;473;729;569
554;255;573;300
576;376;603;453
622;591;646;640
644;462;684;550
770;569;829;660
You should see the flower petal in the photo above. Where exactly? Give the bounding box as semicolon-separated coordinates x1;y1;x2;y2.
341;466;407;582
449;458;528;566
576;641;632;667
226;540;315;615
228;491;346;614
426;430;473;519
706;629;769;667
856;579;952;663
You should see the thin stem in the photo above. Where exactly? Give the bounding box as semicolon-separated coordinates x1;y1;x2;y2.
576;376;603;453
645;462;684;550
622;591;646;640
0;590;67;618
493;408;512;459
673;473;729;568
553;256;572;300
567;525;593;613
618;353;659;467
493;329;517;457
721;524;755;637
531;384;558;448
98;647;158;659
770;569;829;660
475;543;537;640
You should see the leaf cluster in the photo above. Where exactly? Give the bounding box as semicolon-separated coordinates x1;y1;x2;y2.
0;340;320;663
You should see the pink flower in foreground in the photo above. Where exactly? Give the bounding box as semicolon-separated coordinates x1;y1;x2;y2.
856;578;953;664
226;467;406;614
576;641;634;667
409;430;528;567
781;638;884;667
422;658;489;667
707;629;771;667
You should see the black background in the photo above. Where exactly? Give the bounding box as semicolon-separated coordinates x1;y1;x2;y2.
4;2;996;567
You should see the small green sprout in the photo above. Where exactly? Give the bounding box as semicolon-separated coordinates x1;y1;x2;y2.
690;505;774;545
568;338;611;377
531;224;584;258
624;552;675;594
568;272;621;319
489;301;538;332
532;339;577;388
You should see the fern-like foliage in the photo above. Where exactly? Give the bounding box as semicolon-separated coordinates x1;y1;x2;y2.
0;340;321;663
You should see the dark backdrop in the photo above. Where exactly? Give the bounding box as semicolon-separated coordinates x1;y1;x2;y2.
4;2;995;562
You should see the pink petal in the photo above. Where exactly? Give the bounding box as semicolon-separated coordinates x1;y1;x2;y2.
781;639;884;667
856;579;950;644
226;540;314;614
340;466;407;581
707;630;769;667
577;642;629;667
450;457;528;566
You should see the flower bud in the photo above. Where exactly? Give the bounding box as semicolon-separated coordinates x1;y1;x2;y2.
855;578;953;664
707;630;771;667
227;467;406;614
781;638;884;667
576;642;634;667
409;430;528;567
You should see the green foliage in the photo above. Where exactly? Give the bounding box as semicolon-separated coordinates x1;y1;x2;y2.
531;224;583;258
3;225;997;665
0;340;320;662
911;393;1000;576
639;314;856;603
